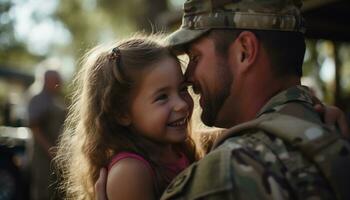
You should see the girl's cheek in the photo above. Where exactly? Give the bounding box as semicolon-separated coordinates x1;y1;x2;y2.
184;93;194;115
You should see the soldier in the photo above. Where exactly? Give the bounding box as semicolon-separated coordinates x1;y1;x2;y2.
95;0;350;199
159;0;350;199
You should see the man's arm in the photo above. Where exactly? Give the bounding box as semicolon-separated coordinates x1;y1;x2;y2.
28;96;56;159
29;124;54;159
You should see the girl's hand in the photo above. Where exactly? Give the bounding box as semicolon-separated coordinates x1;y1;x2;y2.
95;168;107;200
314;104;349;138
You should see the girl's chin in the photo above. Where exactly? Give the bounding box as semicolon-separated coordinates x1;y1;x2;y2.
169;133;188;144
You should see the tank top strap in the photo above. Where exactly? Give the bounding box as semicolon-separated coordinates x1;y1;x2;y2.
108;152;155;177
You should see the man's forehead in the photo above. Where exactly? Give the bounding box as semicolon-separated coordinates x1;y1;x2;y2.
186;36;214;54
185;36;209;55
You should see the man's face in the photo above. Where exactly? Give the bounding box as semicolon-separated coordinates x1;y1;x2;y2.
185;36;233;127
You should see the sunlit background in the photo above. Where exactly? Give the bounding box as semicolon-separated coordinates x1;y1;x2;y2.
0;0;350;123
0;0;350;199
1;0;350;126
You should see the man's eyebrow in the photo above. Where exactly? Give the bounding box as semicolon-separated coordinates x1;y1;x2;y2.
185;44;196;54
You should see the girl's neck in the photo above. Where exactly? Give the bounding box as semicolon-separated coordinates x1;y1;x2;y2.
147;142;179;164
157;144;180;164
132;134;181;164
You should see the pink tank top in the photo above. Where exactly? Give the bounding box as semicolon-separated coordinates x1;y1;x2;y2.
108;152;155;176
108;152;190;179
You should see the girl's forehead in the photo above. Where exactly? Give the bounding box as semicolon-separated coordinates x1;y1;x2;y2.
134;58;184;91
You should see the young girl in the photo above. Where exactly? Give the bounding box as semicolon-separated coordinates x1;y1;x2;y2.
54;35;199;200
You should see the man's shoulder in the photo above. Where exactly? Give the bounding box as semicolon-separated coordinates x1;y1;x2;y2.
161;131;292;200
161;113;350;200
28;91;49;108
217;113;350;199
162;130;301;200
161;146;235;199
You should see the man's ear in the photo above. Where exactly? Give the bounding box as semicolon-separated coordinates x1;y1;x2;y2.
236;31;259;69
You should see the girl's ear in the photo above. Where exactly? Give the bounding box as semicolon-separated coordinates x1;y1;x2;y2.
117;114;131;126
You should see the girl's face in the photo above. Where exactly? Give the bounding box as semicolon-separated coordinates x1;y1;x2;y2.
125;57;193;145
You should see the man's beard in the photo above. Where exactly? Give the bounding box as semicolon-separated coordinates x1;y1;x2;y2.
201;59;232;127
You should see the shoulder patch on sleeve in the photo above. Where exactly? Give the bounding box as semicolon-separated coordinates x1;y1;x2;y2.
161;147;234;199
161;163;195;199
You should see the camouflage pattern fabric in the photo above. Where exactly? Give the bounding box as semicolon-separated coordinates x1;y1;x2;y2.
161;86;350;200
166;0;305;50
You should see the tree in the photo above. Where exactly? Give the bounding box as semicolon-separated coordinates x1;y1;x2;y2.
0;0;42;71
54;0;170;59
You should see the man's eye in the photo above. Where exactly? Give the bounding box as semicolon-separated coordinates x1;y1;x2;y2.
190;55;199;62
188;55;199;67
155;94;168;102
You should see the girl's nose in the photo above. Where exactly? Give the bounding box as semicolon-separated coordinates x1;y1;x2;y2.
173;96;189;112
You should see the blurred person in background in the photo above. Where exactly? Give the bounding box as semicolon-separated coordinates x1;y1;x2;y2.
27;70;66;200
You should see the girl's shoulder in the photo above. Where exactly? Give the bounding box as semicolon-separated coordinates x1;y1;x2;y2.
107;152;155;199
108;155;153;179
108;152;156;181
108;152;153;172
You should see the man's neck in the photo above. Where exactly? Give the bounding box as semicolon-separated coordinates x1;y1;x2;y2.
240;76;301;122
216;76;300;128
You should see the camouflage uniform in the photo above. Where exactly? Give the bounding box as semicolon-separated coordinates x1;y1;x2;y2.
161;0;350;199
161;86;350;200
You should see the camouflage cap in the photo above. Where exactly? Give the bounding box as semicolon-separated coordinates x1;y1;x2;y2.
166;0;305;51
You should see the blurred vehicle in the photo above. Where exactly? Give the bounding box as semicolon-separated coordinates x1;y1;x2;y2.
0;126;32;200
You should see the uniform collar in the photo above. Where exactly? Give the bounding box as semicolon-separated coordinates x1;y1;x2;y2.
256;85;314;118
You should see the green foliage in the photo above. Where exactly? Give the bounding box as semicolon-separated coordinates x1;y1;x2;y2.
55;0;135;58
0;0;42;71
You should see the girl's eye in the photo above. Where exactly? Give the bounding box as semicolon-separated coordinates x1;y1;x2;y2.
155;94;168;102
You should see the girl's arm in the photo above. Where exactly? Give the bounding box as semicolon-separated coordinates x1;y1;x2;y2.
107;158;155;200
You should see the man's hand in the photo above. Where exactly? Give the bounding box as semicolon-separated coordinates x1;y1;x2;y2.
314;104;349;138
95;168;108;200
